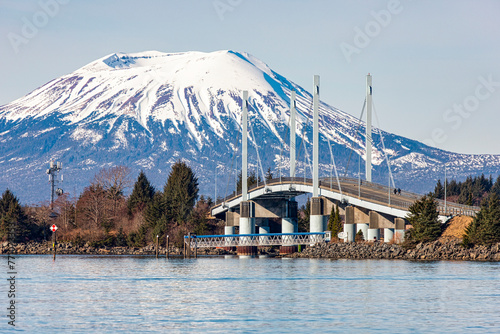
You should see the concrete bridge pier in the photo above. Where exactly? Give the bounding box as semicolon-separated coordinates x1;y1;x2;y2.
224;210;238;251
310;197;324;233
394;218;406;244
343;206;355;242
259;219;271;245
384;227;395;243
367;211;380;241
345;206;370;241
238;201;257;255
281;200;298;254
368;211;397;243
357;223;369;241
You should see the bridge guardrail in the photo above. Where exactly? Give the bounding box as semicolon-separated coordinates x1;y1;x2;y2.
184;232;331;248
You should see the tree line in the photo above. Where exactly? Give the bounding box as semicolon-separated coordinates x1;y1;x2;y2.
433;174;500;206
405;191;500;247
0;161;222;248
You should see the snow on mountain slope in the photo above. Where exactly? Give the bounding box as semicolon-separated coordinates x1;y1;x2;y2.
0;50;499;203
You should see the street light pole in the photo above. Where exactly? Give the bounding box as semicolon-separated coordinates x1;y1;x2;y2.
444;164;447;215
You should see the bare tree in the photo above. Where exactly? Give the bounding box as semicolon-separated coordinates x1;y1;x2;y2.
93;166;131;219
80;184;107;230
53;193;75;229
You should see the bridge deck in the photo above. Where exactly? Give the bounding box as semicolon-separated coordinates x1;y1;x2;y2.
211;177;480;218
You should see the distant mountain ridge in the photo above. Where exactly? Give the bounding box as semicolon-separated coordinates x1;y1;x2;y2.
1;50;499;204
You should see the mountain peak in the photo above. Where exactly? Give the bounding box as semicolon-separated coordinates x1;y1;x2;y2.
1;50;499;204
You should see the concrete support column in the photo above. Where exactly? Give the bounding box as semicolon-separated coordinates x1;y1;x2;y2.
281;200;298;254
357;223;369;241
224;226;235;250
259;224;270;245
394;218;406;244
344;206;355;242
239;201;256;255
310;197;324;233
282;217;296;234
367;228;380;242
384;228;394;243
368;211;380;242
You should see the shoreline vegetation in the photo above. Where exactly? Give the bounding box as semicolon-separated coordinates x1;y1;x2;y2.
1;239;500;261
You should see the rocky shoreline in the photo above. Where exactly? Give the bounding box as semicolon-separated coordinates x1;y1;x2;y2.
2;240;499;261
0;241;235;256
287;239;500;261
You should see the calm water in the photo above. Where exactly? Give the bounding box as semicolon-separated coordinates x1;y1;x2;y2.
2;255;500;333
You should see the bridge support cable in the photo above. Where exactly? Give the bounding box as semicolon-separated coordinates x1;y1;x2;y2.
222;118;242;205
372;101;396;189
294;100;314;182
242;91;249;201
320;112;343;197
248;114;267;189
344;99;366;178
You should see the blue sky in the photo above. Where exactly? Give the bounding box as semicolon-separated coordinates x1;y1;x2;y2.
1;0;499;154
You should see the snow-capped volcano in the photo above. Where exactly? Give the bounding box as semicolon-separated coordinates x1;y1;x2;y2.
1;50;499;203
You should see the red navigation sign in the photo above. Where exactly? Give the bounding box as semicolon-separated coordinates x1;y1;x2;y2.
50;224;58;232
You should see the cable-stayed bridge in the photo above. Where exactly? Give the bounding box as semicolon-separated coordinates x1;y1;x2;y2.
204;74;479;255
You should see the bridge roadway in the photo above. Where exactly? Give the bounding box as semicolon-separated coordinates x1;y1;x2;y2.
211;177;479;219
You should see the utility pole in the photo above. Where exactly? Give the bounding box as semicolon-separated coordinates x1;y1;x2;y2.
444;164;447;215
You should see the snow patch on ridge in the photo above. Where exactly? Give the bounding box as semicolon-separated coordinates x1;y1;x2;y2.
71;127;102;145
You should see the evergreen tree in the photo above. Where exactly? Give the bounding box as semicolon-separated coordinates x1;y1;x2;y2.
164;160;199;224
355;229;364;242
434;179;444;199
463;193;500;246
405;193;442;243
327;203;343;239
492;176;500;197
448;179;460;197
144;192;167;227
265;167;273;182
298;199;310;232
127;170;155;215
236;170;262;192
190;196;211;235
0;189;32;242
139;192;169;245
